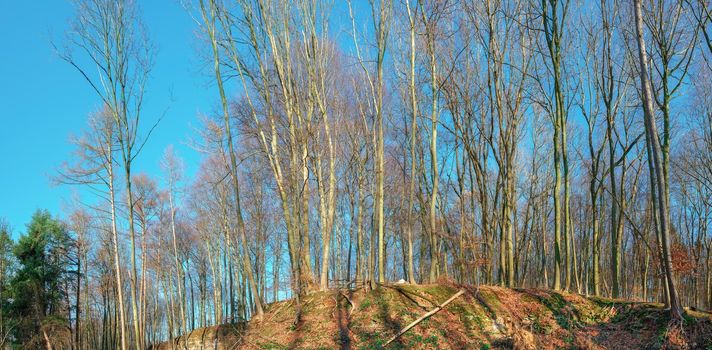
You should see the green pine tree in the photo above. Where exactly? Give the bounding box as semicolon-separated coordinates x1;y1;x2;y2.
8;210;71;348
0;220;13;348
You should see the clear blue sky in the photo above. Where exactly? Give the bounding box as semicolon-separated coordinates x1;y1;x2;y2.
0;1;215;236
0;1;378;238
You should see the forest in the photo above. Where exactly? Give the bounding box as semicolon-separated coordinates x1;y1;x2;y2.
1;0;711;348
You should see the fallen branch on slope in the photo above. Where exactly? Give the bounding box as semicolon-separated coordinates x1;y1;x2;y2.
384;289;465;347
339;290;357;316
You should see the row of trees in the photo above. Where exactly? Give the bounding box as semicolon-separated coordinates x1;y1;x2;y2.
1;0;709;348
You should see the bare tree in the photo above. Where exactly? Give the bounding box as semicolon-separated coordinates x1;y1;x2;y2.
59;1;155;346
633;0;684;320
196;0;265;317
57;108;128;350
349;0;392;284
534;0;572;291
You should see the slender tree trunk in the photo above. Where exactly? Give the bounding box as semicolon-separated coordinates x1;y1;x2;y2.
553;125;562;291
168;184;186;333
633;0;683;320
427;36;439;284
107;145;127;350
119;161;141;350
75;245;82;349
562;122;571;291
376;73;386;284
541;0;567;292
591;195;600;296
356;167;365;284
405;0;418;284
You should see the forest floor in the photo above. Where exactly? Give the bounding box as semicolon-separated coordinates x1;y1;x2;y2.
150;281;712;350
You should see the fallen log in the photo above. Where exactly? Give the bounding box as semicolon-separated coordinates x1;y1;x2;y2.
384;289;465;346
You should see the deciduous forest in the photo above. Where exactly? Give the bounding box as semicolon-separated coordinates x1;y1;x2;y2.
1;0;711;348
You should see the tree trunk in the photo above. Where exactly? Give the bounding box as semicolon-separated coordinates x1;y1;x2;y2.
633;0;683;320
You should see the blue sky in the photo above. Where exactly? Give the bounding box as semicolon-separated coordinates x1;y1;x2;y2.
0;1;214;236
0;1;367;237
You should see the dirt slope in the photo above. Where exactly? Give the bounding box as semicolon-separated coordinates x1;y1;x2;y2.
149;283;712;349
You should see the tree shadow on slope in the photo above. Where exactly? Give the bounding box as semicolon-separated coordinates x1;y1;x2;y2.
286;301;307;350
349;287;404;349
519;290;586;332
375;288;404;349
283;292;345;350
336;291;352;350
462;286;517;349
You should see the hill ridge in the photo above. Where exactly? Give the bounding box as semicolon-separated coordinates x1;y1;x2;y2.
149;283;712;349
